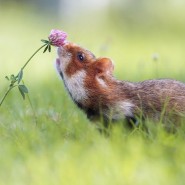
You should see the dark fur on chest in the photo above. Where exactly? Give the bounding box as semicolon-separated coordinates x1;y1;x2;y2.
74;100;137;128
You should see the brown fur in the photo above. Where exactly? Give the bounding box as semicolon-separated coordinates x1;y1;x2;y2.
57;42;185;126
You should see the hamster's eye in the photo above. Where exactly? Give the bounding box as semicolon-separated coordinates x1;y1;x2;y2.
77;52;84;62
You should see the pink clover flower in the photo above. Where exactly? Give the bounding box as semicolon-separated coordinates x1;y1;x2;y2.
48;29;67;47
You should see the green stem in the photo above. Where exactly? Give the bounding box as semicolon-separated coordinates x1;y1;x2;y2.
21;44;47;71
0;85;17;106
0;43;47;107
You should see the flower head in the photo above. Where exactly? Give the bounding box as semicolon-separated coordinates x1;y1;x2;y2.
48;29;67;47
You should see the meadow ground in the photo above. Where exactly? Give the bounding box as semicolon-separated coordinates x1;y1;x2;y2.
1;5;185;185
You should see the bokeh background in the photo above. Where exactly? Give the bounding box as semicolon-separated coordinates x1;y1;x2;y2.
1;1;185;184
1;0;185;88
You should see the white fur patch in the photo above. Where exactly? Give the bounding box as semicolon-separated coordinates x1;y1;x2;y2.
96;77;107;88
59;55;71;72
57;47;72;72
63;70;88;102
108;101;134;120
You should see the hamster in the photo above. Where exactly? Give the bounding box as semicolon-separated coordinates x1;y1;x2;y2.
56;42;185;127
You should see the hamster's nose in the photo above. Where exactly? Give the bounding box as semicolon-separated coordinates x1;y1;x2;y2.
62;41;71;49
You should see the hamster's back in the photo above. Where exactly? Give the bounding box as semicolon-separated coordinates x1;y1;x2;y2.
131;79;185;119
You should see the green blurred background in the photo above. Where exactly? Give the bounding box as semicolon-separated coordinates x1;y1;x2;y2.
1;1;185;185
1;0;185;87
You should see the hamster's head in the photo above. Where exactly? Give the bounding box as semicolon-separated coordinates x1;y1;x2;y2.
56;42;114;104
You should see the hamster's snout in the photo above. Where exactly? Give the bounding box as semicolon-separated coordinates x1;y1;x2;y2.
56;47;64;72
57;46;64;56
56;42;71;73
57;42;70;57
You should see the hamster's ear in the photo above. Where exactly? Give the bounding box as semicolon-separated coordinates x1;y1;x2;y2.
95;58;114;76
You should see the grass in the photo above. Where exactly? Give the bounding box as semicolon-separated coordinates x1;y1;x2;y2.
1;4;185;185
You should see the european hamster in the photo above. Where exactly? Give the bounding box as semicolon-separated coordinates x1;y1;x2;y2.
56;42;185;126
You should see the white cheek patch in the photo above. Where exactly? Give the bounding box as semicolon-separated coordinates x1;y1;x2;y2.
57;51;88;103
63;70;88;103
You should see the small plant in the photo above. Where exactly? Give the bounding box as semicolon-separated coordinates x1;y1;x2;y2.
0;29;67;106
